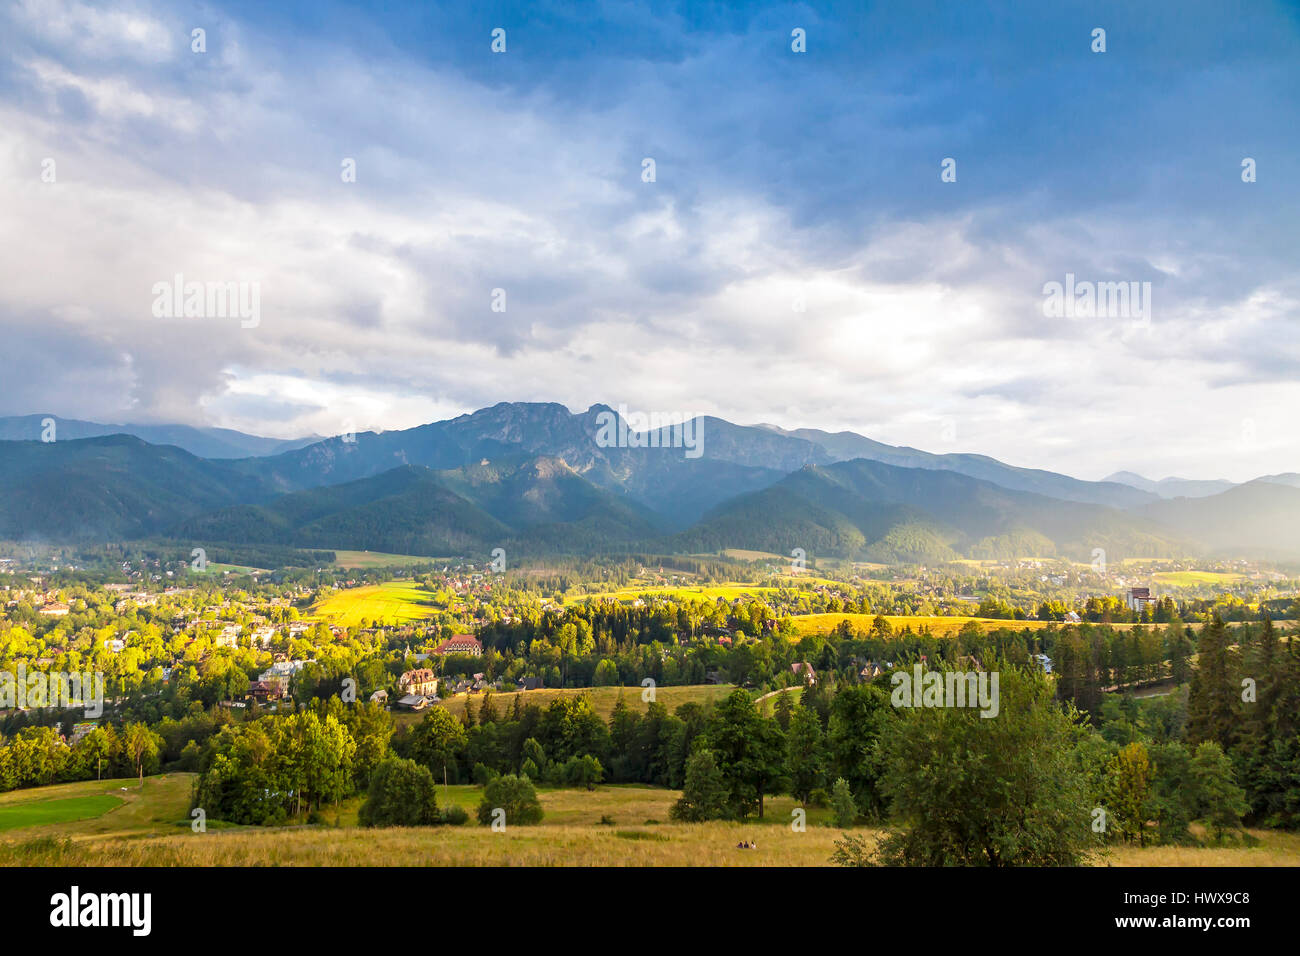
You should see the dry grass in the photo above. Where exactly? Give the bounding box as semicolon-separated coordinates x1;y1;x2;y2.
3;773;1299;867
787;613;1053;638
419;684;735;724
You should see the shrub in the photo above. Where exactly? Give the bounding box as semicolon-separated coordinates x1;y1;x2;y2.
562;754;604;790
476;773;544;826
358;757;439;827
441;804;469;826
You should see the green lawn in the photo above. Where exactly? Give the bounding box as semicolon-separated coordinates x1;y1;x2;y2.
0;793;123;831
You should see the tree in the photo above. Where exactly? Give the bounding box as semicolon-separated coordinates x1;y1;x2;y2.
1149;742;1196;846
1187;615;1237;749
476;773;543;826
562;754;604;790
827;683;892;817
121;723;161;785
358;757;439;827
1191;742;1250;844
670;750;729;822
593;659;620;686
406;707;468;784
1107;741;1153;846
538;696;609;764
773;692;794;732
830;777;856;828
785;704;827;804
870;667;1095;866
705;689;785;819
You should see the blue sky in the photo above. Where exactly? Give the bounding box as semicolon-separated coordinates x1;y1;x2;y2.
1;0;1298;481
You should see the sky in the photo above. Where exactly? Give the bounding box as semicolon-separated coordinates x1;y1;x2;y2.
1;0;1298;483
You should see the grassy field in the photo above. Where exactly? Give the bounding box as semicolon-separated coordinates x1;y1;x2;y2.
0;775;192;839
332;550;451;570
1152;570;1249;587
308;579;440;627
0;793;123;831
403;684;736;726
207;563;267;575
2;773;1299;867
787;613;1054;637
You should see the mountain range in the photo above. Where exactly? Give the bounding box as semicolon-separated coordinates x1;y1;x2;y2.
1;402;1297;562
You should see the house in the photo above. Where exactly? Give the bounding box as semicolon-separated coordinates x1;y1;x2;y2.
247;680;281;704
396;694;431;711
517;677;543;691
792;662;817;686
69;721;98;744
398;668;439;696
431;634;483;657
258;659;310;695
1126;587;1155;614
369;690;388;705
39;602;70;617
859;661;884;680
1064;611;1082;624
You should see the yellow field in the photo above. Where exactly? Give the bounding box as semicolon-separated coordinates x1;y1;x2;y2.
787;613;1054;637
308;580;439;627
405;684;736;726
1153;571;1249;587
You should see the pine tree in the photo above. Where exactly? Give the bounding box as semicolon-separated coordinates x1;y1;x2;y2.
773;691;794;732
830;777;857;828
1187;614;1237;749
785;704;827;804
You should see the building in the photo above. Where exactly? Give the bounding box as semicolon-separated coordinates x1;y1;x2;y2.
39;602;70;617
431;634;483;657
791;662;817;686
398;668;439;696
1126;587;1155;614
247;680;281;703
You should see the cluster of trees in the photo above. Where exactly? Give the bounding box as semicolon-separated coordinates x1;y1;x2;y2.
192;701;391;825
0;722;162;792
